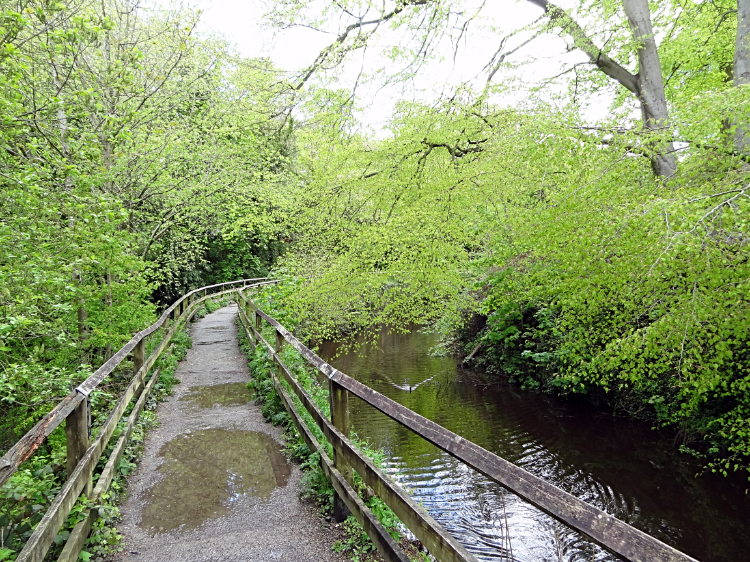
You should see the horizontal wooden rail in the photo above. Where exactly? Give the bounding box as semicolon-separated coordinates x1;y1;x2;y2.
0;278;272;487
3;279;278;562
236;290;700;562
237;306;417;562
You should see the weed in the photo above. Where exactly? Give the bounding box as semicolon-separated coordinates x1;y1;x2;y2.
235;305;409;562
333;516;377;561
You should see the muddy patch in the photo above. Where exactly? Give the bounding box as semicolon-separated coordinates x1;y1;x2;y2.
139;428;291;533
180;383;254;408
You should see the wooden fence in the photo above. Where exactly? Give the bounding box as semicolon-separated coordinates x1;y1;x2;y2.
0;279;278;562
1;279;701;562
235;288;700;562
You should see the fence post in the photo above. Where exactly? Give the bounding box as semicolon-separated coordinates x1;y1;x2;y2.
330;379;352;522
65;397;91;496
255;311;262;332
133;338;145;376
244;301;256;349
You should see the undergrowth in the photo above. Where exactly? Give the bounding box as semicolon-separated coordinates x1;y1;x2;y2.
235;301;429;562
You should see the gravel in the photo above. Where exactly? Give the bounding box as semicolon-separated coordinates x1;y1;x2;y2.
114;304;349;562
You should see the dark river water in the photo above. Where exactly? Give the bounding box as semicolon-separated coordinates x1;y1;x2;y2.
318;327;750;562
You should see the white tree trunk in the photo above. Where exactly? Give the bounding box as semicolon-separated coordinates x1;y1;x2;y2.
622;0;676;178
735;0;750;153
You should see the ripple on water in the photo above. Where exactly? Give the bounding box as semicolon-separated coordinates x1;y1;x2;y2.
139;428;290;533
319;326;750;562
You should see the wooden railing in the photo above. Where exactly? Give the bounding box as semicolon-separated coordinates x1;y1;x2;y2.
236;289;700;562
1;279;702;562
0;279;278;562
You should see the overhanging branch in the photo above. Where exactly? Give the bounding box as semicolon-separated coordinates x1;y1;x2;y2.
294;0;430;91
527;0;639;94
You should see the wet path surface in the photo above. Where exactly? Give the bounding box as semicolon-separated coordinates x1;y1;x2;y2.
117;305;347;562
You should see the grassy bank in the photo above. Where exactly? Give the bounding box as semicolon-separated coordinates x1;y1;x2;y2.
235;292;428;562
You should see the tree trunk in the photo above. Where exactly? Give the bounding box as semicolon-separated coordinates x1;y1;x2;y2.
622;0;676;178
527;0;676;179
105;271;113;360
735;0;750;153
51;61;74;190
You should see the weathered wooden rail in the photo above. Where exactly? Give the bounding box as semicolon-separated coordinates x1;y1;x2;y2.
235;289;701;562
0;279;278;562
2;279;702;562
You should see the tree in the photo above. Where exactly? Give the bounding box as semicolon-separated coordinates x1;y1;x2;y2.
528;0;675;177
272;0;750;177
736;0;750;152
0;0;293;446
264;0;750;475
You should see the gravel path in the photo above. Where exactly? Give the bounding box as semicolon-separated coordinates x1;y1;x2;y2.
115;304;348;562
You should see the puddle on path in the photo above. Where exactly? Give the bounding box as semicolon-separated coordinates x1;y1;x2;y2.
140;429;291;533
180;383;254;408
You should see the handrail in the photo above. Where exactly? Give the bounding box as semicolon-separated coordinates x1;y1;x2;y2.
236;290;700;562
0;278;272;486
236;300;475;562
2;279;278;562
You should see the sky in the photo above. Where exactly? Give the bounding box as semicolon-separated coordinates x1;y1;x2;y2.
178;0;600;131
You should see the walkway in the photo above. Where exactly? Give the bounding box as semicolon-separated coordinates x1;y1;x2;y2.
116;304;347;562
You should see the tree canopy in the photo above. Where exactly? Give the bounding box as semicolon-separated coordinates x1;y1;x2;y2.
267;0;750;477
0;0;293;443
1;0;749;514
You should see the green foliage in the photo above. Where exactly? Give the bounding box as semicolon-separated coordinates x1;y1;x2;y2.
0;458;62;555
0;321;191;559
267;1;750;475
1;0;293;447
151;326;192;399
333;516;377;562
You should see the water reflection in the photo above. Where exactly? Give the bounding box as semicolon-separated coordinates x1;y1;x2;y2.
179;382;254;408
140;429;290;533
319;327;750;562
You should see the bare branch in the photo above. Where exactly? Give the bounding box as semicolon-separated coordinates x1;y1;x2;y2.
294;0;430;91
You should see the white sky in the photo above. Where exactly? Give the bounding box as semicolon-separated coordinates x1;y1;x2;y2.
182;0;605;132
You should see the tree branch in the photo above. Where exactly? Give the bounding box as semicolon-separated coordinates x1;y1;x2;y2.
526;0;638;94
294;0;430;91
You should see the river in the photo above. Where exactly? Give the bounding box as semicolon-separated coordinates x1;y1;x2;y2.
318;327;750;562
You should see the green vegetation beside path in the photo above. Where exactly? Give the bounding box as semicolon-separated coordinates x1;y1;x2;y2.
2;6;749;561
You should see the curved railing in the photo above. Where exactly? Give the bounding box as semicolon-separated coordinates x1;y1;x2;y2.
1;279;279;562
3;279;701;562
